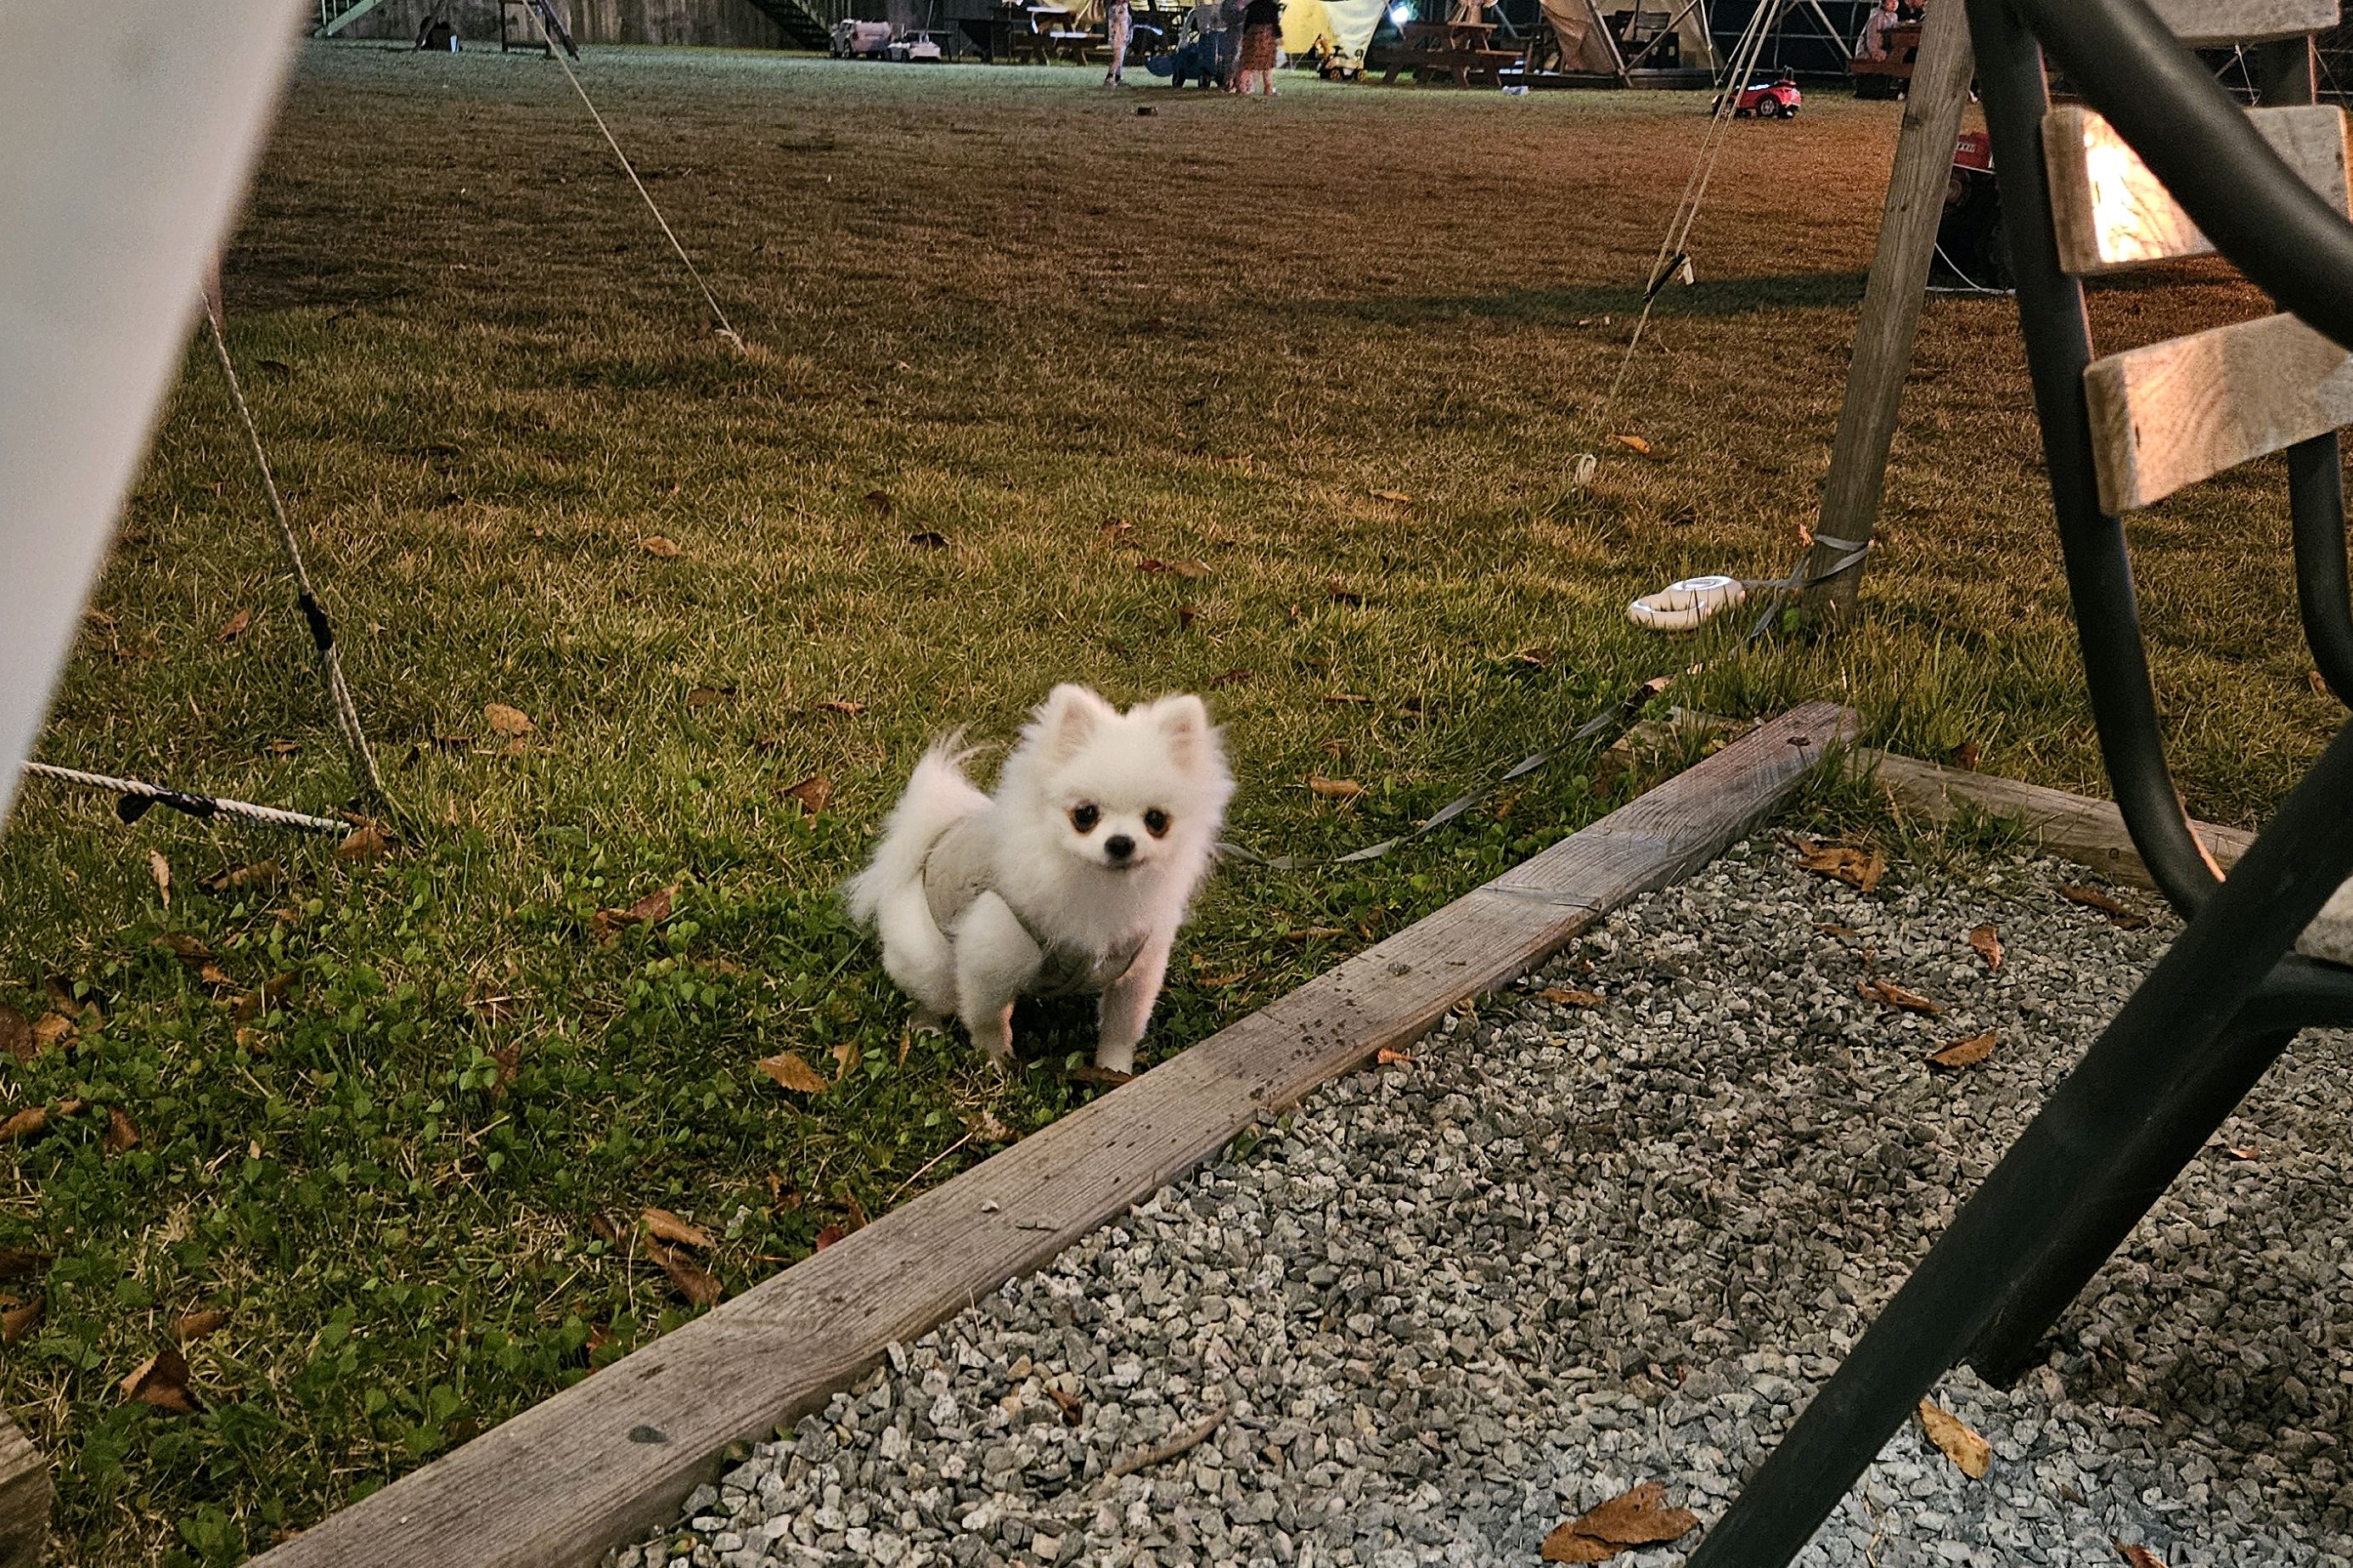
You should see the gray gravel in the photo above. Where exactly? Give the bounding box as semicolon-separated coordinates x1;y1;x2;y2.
619;838;2353;1568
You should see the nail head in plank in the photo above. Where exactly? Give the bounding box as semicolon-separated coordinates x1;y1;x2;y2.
2045;103;2350;274
2147;0;2339;46
242;702;1855;1568
2083;311;2353;512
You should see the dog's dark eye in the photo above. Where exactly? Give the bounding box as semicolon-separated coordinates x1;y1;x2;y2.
1070;804;1101;834
1143;808;1171;839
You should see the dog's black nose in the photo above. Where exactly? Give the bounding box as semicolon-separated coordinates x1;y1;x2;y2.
1105;835;1135;862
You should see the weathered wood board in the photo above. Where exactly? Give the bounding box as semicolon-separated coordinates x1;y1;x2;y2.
0;1410;48;1568
2082;310;2353;513
2148;0;2340;47
243;702;1855;1568
2045;104;2350;274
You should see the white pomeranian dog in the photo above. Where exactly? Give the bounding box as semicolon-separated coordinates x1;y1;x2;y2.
844;684;1233;1074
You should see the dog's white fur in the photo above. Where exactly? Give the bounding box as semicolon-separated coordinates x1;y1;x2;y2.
844;685;1232;1073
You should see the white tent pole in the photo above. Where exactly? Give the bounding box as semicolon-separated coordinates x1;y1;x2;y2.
0;1;306;826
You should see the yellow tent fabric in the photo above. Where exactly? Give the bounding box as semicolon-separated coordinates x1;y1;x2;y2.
1281;0;1387;59
1537;0;1618;70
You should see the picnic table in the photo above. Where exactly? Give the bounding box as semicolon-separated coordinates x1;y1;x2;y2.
1365;20;1517;83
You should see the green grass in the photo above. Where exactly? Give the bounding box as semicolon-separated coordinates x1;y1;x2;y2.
0;42;2338;1565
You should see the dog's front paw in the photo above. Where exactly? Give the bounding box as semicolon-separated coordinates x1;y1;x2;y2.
1092;1042;1137;1076
909;1006;950;1037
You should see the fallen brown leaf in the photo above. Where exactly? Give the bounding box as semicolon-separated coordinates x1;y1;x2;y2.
0;1251;45;1284
173;1309;230;1343
1370;488;1412;503
684;685;735;708
148;849;172;909
1375;1047;1414;1066
2059;884;2149;929
592;884;676;939
1540;986;1606;1009
2115;1543;2169;1568
2223;1144;2262;1161
813;1223;846;1250
830;1037;859;1081
642;1207;716;1250
1046;1385;1085;1423
0;1007;30;1065
1307;775;1364;801
199;860;281;896
842;1189;870;1231
1542;1480;1698;1560
1169;559;1211;580
1918;1399;1991;1478
1069;1065;1137;1088
1928;1031;1996;1070
216;608;253;643
813;700;866;716
104;1108;140;1154
1792;835;1886;893
1860;978;1944;1016
121;1346;201;1413
337;823;391;863
1951;740;1983;771
863;488;894;515
482;702;535;739
1609;433;1653;455
1968;924;2003;971
640;535;683;559
645;1239;723;1308
29;1014;74;1053
1174;604;1202;628
757;1051;829;1093
1327;579;1364;605
2310;671;2330;697
781;775;832;816
0;1108;48;1142
0;1300;40;1346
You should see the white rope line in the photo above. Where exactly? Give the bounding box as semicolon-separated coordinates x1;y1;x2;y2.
22;763;347;834
1579;0;1790;460
200;289;390;809
543;43;746;351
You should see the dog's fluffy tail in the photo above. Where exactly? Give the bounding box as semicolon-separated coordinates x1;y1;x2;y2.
842;735;989;929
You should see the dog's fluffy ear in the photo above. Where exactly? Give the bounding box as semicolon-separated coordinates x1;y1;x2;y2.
1146;693;1213;769
1038;683;1113;762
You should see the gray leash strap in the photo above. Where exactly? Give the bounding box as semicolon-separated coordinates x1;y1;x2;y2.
1219;675;1671;872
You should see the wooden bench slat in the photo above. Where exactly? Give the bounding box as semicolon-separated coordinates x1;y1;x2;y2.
2147;0;2339;45
2045;104;2350;275
2084;310;2353;512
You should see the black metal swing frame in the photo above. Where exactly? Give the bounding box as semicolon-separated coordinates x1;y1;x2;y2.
1683;0;2353;1560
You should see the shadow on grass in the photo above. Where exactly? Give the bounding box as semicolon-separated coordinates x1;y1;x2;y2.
1323;270;1872;327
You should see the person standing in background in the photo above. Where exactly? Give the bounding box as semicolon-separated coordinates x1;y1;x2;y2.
1217;0;1248;87
1235;0;1281;93
1104;0;1132;83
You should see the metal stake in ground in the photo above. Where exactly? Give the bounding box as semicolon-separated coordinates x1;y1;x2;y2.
200;286;391;812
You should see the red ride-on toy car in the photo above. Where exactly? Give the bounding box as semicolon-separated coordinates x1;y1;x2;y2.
1730;76;1803;118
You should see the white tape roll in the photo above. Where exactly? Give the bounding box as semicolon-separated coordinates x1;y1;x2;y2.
1628;574;1747;632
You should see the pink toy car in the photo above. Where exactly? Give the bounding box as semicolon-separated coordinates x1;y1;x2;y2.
1731;76;1803;118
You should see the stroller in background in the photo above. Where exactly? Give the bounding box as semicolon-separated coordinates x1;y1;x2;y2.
1146;6;1230;87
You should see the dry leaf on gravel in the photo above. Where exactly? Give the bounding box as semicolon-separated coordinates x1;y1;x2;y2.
173;1310;230;1343
1968;924;2003;971
337;823;391;863
216;608;253;643
147;850;172;908
1791;836;1886;893
121;1346;201;1413
2223;1144;2262;1161
781;776;832;816
1541;1481;1697;1561
757;1052;829;1093
642;1207;715;1250
1859;978;1943;1016
2114;1544;2169;1568
1376;1048;1414;1066
1918;1399;1991;1478
1928;1032;1996;1070
1307;776;1364;800
1046;1385;1085;1423
639;535;683;559
482;702;535;739
0;1007;31;1065
2058;885;2149;929
0;1301;41;1346
1540;986;1605;1009
104;1108;140;1154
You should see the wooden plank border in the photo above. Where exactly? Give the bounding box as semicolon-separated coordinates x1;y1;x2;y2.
0;1406;50;1568
247;701;1856;1568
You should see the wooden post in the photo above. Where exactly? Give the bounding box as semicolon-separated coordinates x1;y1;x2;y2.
1796;0;1975;618
0;1410;51;1568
